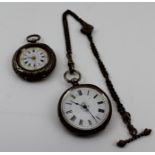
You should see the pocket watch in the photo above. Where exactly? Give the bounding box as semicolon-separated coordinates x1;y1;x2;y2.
59;10;152;146
58;71;112;135
12;34;56;81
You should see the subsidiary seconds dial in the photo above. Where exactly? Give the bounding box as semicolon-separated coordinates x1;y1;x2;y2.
58;84;112;135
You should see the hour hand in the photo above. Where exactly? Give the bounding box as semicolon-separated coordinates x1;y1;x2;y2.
71;100;80;105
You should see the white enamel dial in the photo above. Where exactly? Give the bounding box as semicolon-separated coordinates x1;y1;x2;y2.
60;85;111;131
19;47;49;71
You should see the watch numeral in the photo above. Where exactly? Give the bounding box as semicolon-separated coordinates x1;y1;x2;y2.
88;120;92;125
93;94;98;99
70;115;76;121
79;119;83;125
77;90;82;96
97;101;104;104
98;109;105;113
66;110;72;114
70;94;76;99
87;90;89;95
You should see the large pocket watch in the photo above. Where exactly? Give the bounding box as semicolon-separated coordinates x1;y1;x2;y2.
58;9;152;147
58;71;112;135
12;34;56;81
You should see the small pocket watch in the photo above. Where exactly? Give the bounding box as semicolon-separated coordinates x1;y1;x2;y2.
12;34;56;81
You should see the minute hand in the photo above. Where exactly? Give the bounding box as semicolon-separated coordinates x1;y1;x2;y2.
85;107;97;123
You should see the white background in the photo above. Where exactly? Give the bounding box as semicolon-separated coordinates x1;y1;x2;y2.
0;2;154;152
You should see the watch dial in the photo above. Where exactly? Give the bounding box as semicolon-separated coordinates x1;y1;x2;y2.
19;47;49;71
59;85;111;131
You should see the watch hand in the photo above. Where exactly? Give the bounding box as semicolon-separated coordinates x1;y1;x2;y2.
24;57;35;60
23;57;31;60
82;104;98;123
87;109;98;123
71;101;97;122
71;101;80;105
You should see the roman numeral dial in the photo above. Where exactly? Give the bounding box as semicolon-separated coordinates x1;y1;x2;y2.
59;84;112;133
